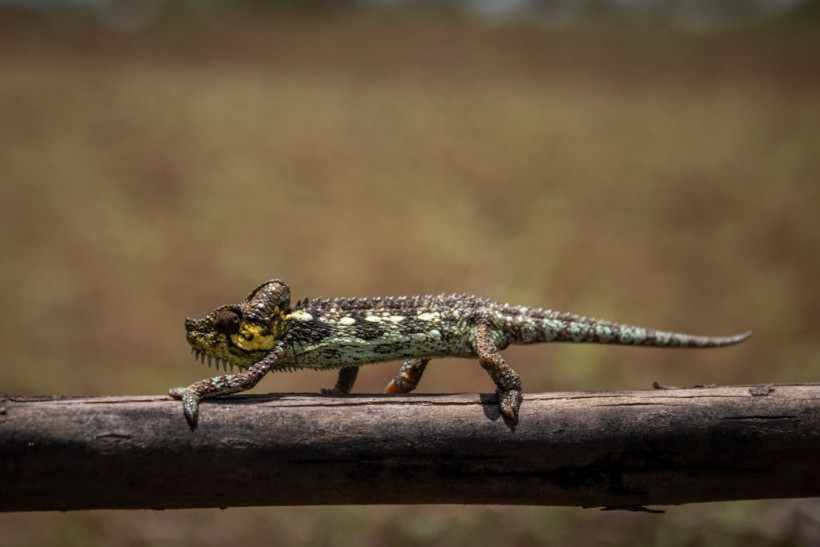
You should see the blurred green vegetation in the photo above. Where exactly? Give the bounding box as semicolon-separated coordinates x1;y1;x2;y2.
0;9;818;547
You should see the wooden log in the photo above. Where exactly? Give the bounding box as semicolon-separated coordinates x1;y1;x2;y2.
1;384;819;512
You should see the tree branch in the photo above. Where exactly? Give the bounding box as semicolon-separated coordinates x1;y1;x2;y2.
2;384;819;512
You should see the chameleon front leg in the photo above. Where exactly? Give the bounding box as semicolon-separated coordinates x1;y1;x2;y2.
169;346;286;425
471;322;522;423
321;366;360;394
385;358;430;394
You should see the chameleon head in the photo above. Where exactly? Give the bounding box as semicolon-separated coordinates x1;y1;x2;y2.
185;279;291;370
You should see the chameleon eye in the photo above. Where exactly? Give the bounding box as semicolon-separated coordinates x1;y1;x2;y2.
214;310;241;335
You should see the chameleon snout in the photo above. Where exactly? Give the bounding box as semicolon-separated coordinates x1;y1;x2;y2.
185;317;209;345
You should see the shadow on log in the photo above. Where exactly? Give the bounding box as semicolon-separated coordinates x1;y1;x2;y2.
1;384;819;512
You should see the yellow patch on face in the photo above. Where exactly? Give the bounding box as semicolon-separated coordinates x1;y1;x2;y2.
231;323;277;352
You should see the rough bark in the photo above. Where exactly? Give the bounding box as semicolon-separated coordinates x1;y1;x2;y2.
1;384;818;512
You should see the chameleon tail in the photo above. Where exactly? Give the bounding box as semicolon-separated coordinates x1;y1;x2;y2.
507;309;751;348
561;320;752;347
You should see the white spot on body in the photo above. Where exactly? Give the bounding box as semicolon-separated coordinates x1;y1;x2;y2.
389;316;405;323
339;317;356;326
429;329;442;340
417;312;440;321
289;310;314;321
365;315;382;323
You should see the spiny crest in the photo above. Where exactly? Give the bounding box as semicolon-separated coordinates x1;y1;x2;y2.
292;292;490;312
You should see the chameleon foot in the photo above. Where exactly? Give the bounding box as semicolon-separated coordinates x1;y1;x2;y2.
321;366;359;395
169;387;201;425
384;379;412;394
385;358;429;394
498;389;522;423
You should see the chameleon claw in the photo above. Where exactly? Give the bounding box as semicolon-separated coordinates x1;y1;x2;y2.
384;378;411;394
320;387;343;394
169;387;200;425
182;391;200;425
498;389;522;424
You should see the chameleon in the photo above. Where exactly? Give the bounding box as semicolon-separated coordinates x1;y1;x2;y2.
169;279;751;425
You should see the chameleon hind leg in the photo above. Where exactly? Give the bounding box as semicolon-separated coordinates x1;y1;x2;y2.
385;359;430;394
471;323;522;423
321;366;360;394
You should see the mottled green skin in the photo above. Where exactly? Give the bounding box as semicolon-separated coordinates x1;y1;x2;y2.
170;279;751;425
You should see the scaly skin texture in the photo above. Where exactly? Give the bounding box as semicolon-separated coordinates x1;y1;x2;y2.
170;279;751;425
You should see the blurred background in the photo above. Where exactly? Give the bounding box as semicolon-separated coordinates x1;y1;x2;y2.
1;0;819;545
